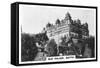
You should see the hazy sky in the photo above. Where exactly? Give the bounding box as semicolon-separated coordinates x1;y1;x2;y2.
19;4;96;36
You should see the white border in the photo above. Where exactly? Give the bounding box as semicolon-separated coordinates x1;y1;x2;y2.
19;4;97;64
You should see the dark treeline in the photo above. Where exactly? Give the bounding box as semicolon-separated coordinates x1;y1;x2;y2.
21;32;49;62
21;32;95;61
84;36;95;58
59;35;95;58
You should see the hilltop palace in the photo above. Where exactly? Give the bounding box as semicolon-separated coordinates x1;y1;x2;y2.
43;12;89;45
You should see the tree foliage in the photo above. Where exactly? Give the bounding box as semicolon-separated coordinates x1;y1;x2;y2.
84;36;95;57
21;32;49;61
21;33;38;61
46;39;58;56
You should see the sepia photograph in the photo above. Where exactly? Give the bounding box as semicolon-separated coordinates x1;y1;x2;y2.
15;3;97;65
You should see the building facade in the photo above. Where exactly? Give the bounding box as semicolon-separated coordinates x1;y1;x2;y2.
45;12;89;44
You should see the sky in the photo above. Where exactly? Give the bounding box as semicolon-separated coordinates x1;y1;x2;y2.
19;4;96;36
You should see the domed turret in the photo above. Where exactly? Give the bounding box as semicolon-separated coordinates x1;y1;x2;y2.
65;12;72;20
64;12;72;24
46;22;52;28
55;19;60;25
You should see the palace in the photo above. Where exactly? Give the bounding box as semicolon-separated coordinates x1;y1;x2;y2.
45;12;89;44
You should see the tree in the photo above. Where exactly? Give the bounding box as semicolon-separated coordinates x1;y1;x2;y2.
76;19;81;27
21;33;38;61
35;32;49;46
84;22;88;28
84;36;95;58
45;39;58;56
82;22;88;30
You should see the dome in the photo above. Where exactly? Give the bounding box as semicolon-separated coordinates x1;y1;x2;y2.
55;19;60;25
65;12;72;20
